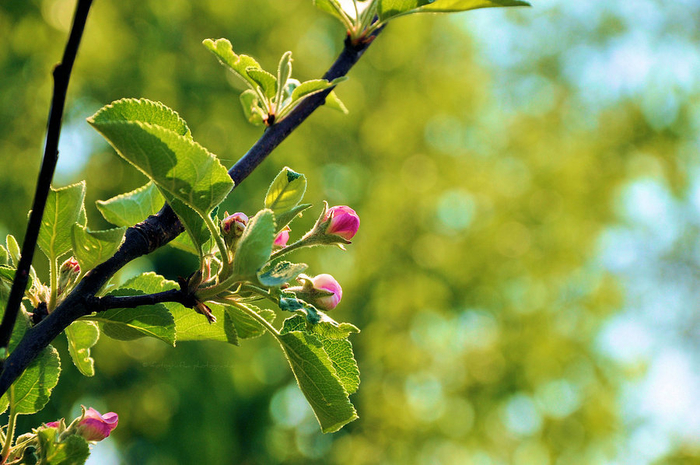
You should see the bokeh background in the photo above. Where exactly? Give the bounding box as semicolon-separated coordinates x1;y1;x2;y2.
2;0;700;463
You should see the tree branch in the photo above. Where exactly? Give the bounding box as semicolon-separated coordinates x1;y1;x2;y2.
0;0;94;355
0;29;382;397
91;289;191;312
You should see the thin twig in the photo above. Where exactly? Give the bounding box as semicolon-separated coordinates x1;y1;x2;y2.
0;0;94;356
0;28;382;398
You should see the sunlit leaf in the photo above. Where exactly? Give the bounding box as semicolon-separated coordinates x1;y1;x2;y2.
37;182;86;262
70;225;126;272
65;321;99;377
232;209;276;279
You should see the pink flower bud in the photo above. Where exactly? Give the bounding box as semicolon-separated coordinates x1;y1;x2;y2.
323;206;360;241
221;212;248;237
45;421;60;428
310;274;343;310
57;257;81;296
78;407;118;442
274;226;291;248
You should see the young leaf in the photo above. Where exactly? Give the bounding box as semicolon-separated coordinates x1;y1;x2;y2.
71;225;126;272
222;303;276;339
247;68;277;100
0;244;8;266
232;209;276;279
88;99;234;217
264;167;307;215
6;234;21;266
258;261;308;287
326;91;349;114
65;321;99;377
314;0;354;26
203;38;263;90
240;90;266;126
37;182;86;263
282;315;360;395
277;328;358;432
37;428;90;465
161;195;212;256
276;51;293;108
2;345;61;415
96;181;165;227
377;0;529;21
275;203;312;232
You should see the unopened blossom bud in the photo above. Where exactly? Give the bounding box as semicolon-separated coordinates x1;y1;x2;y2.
323;206;360;241
57;257;80;295
221;212;248;237
77;407;118;442
45;421;60;428
274;226;291;248
309;274;343;310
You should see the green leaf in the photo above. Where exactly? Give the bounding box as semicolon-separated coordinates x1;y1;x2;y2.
161;195;212;256
247;68;277;100
264;167;307;216
326;91;349;114
290;79;337;103
276;51;293;107
222;303;275;339
203;38;263;90
232;209;276;279
277;327;358;432
240;89;266;126
6;234;21;267
0;244;8;266
71;225;126;272
377;0;529;20
96;181;165;227
314;0;353;25
282;315;360;395
258;261;308;287
37;428;89;465
172;302;239;345
2;345;61;415
86;275;176;346
65;321;99;377
272;204;312;233
88;99;234;216
37;182;86;262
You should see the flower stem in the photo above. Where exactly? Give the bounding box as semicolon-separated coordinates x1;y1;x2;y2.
1;387;17;462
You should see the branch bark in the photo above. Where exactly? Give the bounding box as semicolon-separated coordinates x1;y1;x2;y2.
0;29;381;397
0;0;94;354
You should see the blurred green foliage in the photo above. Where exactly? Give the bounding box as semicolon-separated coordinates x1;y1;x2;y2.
1;0;699;464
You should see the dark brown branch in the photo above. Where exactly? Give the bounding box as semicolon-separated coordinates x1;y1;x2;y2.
0;29;381;397
91;289;191;311
0;0;94;355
